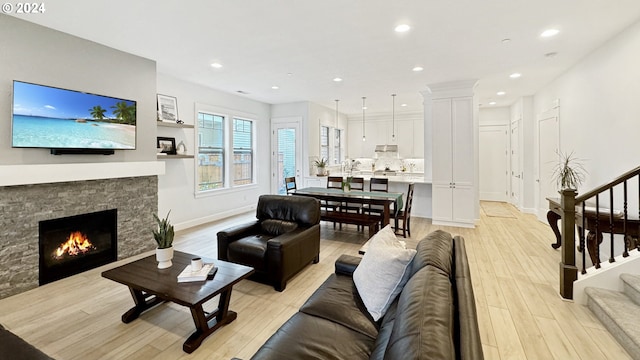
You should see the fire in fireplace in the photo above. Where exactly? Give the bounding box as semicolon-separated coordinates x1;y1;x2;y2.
39;209;117;285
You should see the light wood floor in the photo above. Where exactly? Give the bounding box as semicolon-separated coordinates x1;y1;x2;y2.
0;202;630;359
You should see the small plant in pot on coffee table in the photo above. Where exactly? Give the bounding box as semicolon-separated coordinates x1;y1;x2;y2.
153;211;175;269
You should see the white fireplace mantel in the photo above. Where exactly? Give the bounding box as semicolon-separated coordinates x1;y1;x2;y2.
0;161;166;187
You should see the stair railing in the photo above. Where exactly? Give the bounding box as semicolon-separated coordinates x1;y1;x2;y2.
559;165;640;299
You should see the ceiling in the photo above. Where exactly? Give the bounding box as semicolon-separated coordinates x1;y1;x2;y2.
10;1;640;115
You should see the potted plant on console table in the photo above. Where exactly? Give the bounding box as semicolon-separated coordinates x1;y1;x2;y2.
314;157;328;176
153;211;175;269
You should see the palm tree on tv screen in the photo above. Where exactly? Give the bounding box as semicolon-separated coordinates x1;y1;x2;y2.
89;105;107;120
111;101;136;125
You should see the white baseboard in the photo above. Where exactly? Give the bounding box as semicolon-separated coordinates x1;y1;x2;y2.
520;206;537;215
173;205;256;231
431;219;476;228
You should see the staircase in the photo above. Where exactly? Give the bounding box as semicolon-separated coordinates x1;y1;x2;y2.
586;273;640;359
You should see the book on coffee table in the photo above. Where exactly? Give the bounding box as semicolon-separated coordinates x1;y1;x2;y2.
177;263;214;283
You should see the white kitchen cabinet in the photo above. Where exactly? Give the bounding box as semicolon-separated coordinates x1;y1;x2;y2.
430;93;475;227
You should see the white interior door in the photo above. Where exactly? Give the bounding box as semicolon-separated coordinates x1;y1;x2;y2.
510;120;521;206
271;117;302;195
479;125;508;201
537;107;560;220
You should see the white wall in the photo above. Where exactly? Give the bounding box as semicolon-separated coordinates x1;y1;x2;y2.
156;74;271;229
533;19;640;192
0;14;157;164
479;107;510;125
309;102;348;166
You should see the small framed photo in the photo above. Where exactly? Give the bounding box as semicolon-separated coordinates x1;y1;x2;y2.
157;94;179;123
157;136;177;155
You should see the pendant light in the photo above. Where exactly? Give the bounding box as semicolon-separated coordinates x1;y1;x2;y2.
391;94;396;141
362;97;366;142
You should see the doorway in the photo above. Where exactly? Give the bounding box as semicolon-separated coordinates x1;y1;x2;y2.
510;119;521;207
537;106;560;220
479;125;508;201
271;117;302;195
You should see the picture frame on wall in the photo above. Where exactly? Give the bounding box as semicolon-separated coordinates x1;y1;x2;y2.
157;94;179;123
157;136;177;155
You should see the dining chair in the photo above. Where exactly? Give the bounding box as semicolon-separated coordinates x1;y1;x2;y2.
344;177;365;231
394;183;415;238
349;177;365;191
324;176;343;228
284;176;297;194
369;177;389;192
327;176;343;189
365;177;390;217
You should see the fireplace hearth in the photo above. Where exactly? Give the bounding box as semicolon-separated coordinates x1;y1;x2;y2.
39;209;118;285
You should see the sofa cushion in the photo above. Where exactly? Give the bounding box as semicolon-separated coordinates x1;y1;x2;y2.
353;228;416;321
260;219;298;236
0;324;54;360
299;273;378;339
250;312;374;360
409;229;453;277
384;265;456;360
227;235;271;271
368;298;399;360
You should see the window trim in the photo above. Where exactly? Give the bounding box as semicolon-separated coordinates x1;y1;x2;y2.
195;103;258;196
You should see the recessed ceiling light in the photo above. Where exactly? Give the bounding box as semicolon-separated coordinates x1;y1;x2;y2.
496;91;506;96
271;85;279;90
540;29;560;38
401;103;408;107
333;77;343;82
395;24;411;33
362;106;368;110
509;72;522;79
210;62;223;68
489;101;497;105
412;66;424;72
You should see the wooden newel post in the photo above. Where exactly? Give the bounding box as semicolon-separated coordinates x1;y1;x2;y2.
559;188;578;299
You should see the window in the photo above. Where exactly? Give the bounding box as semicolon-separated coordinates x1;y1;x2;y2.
197;112;224;191
320;126;329;161
233;118;253;185
334;128;342;164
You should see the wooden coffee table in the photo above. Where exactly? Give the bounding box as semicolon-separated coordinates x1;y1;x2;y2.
101;251;254;353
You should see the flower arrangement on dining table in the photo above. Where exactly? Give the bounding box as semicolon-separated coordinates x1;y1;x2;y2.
342;176;353;191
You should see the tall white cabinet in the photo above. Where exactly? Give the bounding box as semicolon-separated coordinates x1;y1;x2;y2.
425;81;477;227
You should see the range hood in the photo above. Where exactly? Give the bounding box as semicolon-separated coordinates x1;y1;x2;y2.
374;144;398;153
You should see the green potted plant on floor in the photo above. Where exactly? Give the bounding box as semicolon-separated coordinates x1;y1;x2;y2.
153;210;175;269
314;157;328;176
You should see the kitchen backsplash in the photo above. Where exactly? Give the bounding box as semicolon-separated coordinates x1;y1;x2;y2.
329;158;424;174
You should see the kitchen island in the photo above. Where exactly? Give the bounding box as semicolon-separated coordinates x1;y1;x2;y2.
303;172;432;219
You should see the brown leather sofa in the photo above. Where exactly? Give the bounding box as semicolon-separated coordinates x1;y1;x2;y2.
250;230;484;359
217;195;321;291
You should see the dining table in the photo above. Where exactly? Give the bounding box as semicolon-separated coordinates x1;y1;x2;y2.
294;187;403;226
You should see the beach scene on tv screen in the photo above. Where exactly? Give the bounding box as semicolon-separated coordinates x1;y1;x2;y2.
12;81;136;149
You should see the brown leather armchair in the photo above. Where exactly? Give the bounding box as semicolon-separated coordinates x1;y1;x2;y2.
217;195;321;291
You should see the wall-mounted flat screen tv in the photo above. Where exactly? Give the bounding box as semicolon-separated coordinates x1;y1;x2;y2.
12;80;137;150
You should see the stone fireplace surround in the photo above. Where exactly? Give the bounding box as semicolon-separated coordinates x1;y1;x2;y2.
0;162;163;299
